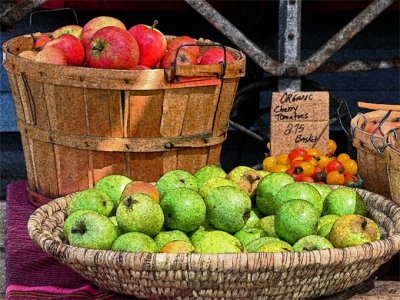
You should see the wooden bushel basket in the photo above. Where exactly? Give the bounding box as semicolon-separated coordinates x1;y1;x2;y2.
2;34;246;206
384;128;400;205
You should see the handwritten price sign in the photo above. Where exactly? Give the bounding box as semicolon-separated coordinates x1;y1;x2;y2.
270;91;329;156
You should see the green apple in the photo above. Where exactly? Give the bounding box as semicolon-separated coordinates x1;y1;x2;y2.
328;214;380;248
194;231;244;254
116;193;164;236
226;166;261;198
259;215;278;238
154;230;190;250
292;235;333;252
275;199;320;245
67;188;114;217
194;164;227;188
274;182;323;215
246;237;292;253
160;240;194;253
68;211;117;249
205;186;252;233
308;183;332;202
317;214;340;231
198;177;239;199
63;209;92;241
95;174;132;207
111;232;158;253
322;187;367;216
234;227;267;247
156;170;198;198
255;172;294;216
160;187;206;232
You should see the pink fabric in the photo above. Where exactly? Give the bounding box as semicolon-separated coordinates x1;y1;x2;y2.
5;180;131;300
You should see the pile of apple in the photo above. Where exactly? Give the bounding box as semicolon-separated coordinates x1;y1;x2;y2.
18;16;235;70
63;164;380;254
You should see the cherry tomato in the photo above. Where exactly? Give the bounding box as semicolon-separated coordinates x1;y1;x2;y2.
287;166;304;181
326;160;344;173
344;173;359;185
276;153;290;165
292;156;304;162
327;139;337;156
326;170;345;185
307;148;322;157
317;155;331;169
314;171;327;183
337;153;351;163
299;162;315;177
269;164;290;173
301;176;315;183
342;159;358;176
263;156;276;171
302;154;314;162
288;147;307;161
291;160;303;168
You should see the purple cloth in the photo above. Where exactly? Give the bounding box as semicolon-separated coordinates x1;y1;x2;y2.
5;180;131;299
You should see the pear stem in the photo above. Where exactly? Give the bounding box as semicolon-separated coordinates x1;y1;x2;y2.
361;219;368;230
152;20;159;30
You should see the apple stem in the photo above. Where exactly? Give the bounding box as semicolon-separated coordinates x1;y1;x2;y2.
71;221;87;235
152;20;159;30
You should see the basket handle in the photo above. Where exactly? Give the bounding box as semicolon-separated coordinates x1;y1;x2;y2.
385;127;400;148
369;110;394;155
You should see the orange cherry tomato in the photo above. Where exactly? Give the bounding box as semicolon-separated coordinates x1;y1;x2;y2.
269;164;290;173
276;153;290;166
342;159;358;176
326;160;344;173
317;155;331;169
291;160;303;168
327;139;337;156
307;148;322;157
299;162;315;177
326;170;345;185
288;147;307;161
263;156;276;171
337;153;351;163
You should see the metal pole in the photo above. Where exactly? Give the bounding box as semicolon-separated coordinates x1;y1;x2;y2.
278;0;302;91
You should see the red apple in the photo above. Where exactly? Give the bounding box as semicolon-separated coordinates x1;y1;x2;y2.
199;48;235;65
81;16;126;49
18;50;38;60
128;20;167;68
33;33;52;50
34;48;68;65
167;36;199;58
121;181;160;203
160;48;196;69
53;24;83;39
86;26;139;69
44;34;85;66
129;65;151;70
367;121;399;137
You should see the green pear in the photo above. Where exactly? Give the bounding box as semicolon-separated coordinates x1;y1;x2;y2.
63;210;92;241
256;172;294;216
160;240;194;253
292;235;333;252
160;187;206;232
234;227;267;246
95;174;132;207
194;231;244;254
198;177;239;199
274;182;323;215
317;223;335;239
226;166;261;198
259;215;278;238
317;215;340;231
67;188;114;217
256;239;293;253
308;183;332;202
246;237;292;252
190;226;209;247
116;193;164;236
111;232;158;253
154;230;190;250
322;187;367;216
242;210;261;230
68;211;117;249
328;215;380;248
275;199;320;245
156;170;198;199
109;216;123;237
205;186;252;233
194;164;227;188
258;170;270;178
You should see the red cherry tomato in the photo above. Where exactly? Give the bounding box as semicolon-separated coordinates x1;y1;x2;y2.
288;147;307;161
291;160;303;168
326;160;344;173
301;176;315;183
286;166;304;181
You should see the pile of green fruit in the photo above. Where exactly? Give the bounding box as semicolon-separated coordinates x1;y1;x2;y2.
63;165;380;254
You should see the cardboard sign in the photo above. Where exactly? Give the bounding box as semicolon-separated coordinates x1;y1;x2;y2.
270;91;329;156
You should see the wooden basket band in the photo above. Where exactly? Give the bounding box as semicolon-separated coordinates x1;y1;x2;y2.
385;145;400;170
18;120;227;152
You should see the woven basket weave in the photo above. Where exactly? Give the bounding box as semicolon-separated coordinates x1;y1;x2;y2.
28;188;400;299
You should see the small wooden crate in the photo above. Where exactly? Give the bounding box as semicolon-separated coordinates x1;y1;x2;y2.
351;110;400;198
2;34;245;205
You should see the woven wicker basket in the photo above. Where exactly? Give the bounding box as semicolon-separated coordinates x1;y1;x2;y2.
28;188;400;300
3;34;245;206
351;110;400;198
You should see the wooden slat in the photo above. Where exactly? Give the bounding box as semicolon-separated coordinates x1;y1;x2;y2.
127;90;164;181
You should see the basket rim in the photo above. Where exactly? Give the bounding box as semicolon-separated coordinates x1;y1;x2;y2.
27;187;400;272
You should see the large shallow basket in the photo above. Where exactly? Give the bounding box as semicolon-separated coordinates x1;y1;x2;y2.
28;188;400;300
3;34;245;206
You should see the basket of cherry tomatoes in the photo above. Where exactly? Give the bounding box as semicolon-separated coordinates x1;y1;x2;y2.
262;140;362;187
